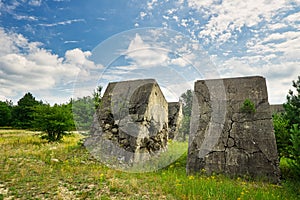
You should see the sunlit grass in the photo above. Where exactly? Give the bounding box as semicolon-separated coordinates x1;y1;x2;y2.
0;130;299;199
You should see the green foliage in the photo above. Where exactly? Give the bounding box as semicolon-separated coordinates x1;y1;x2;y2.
179;116;191;141
180;89;193;117
0;100;12;126
1;130;300;199
11;92;42;129
240;98;256;114
93;85;102;109
72;86;102;131
273;76;300;177
179;89;193;141
273;113;291;158
72;96;95;131
284;76;300;127
283;76;300;176
289;124;300;175
33;103;75;142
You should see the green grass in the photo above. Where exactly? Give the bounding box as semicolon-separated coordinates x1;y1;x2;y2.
0;130;299;199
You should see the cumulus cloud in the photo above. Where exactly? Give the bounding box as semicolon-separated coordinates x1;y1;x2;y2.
187;0;293;43
141;0;300;103
124;33;170;67
216;55;300;103
0;28;102;104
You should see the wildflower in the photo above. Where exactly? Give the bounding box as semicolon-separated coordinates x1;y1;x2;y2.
99;173;105;181
241;191;244;195
175;179;181;187
188;176;195;180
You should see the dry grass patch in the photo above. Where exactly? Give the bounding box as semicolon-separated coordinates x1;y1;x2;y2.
0;130;299;199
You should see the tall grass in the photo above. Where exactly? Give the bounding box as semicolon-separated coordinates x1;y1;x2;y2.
0;130;299;199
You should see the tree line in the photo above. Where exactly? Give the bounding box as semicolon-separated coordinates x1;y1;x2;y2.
0;77;299;177
0;86;102;142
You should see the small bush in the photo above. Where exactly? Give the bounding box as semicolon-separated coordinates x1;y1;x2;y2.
240;98;256;114
289;124;300;175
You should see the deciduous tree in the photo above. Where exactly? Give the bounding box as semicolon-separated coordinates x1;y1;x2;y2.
0;100;12;126
33;103;75;142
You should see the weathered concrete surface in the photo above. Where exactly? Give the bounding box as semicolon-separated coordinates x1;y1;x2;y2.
85;79;169;169
168;102;183;140
270;104;284;114
187;76;280;183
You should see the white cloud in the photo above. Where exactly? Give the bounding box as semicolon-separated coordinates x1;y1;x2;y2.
246;30;300;62
182;1;300;103
170;57;188;67
123;33;196;69
124;33;170;67
217;55;300;104
29;0;42;7
147;0;158;10
0;0;19;14
64;40;79;44
0;28;102;104
285;11;300;27
38;19;85;27
185;0;299;44
181;19;188;27
140;12;147;19
267;23;288;31
96;17;107;21
141;0;300;104
14;14;38;21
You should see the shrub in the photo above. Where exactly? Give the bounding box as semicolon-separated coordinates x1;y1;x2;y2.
240;98;256;114
283;76;300;176
273;113;291;159
289;124;300;175
273;76;300;177
33;104;75;142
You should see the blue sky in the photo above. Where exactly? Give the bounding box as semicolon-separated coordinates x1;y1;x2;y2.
0;0;299;104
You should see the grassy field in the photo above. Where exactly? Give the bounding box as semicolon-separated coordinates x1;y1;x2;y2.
0;130;299;200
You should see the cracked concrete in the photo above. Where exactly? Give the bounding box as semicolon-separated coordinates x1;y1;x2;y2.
187;76;280;183
86;79;169;169
168;102;183;140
